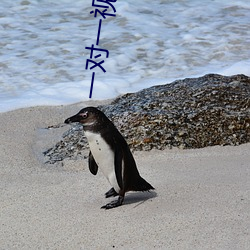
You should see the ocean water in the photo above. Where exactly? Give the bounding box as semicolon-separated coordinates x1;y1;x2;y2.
0;0;249;112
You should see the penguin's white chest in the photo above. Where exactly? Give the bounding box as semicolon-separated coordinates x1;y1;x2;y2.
85;131;120;192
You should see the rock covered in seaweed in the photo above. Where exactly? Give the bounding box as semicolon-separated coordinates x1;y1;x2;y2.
44;74;250;163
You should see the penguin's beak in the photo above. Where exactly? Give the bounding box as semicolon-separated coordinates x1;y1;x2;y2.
64;114;81;124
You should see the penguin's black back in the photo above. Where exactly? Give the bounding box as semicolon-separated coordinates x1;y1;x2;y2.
102;121;154;192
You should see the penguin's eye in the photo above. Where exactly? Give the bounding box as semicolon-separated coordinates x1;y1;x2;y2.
79;112;88;119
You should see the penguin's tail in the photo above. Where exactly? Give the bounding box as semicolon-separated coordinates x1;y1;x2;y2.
132;176;154;192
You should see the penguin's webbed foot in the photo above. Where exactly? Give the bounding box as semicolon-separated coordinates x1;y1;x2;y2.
101;196;124;209
105;187;118;198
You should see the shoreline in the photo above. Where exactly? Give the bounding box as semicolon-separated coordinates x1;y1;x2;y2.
0;102;249;249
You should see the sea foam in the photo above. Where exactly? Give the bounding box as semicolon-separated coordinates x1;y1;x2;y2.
0;0;249;112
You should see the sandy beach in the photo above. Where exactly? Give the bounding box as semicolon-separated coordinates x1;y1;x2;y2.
0;102;249;249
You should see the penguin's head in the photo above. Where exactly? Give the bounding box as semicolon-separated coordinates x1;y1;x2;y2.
65;107;109;129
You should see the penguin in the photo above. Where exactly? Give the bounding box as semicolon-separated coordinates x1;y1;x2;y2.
65;107;154;209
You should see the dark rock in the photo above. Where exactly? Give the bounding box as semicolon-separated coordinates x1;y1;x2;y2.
43;74;250;163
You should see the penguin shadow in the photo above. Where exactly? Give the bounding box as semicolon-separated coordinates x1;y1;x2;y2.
122;190;157;208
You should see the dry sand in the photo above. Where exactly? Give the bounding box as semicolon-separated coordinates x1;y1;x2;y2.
0;102;249;249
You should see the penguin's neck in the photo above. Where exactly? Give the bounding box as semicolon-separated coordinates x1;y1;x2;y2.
82;123;107;134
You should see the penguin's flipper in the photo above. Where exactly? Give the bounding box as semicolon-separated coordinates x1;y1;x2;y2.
88;151;98;175
105;187;118;198
114;146;123;190
101;196;124;209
